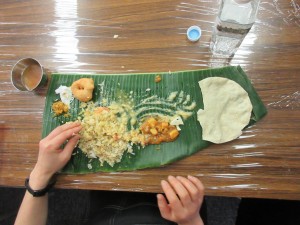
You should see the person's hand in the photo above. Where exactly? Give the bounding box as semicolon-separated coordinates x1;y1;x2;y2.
157;175;205;225
29;122;82;189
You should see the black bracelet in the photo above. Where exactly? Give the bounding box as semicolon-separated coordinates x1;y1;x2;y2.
25;176;56;197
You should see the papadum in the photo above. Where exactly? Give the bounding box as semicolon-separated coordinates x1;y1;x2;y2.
197;77;252;144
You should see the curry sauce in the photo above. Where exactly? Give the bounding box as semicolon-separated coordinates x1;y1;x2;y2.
140;117;179;145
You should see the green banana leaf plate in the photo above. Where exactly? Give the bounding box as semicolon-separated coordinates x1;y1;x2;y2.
42;66;267;173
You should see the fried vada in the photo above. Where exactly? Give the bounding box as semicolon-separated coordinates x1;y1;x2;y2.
71;78;94;102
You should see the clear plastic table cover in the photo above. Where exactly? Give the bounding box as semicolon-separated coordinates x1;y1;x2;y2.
0;0;299;200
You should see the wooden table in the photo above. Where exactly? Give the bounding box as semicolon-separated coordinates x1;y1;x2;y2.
0;0;299;200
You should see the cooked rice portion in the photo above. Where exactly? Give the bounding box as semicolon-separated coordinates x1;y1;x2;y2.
78;102;145;167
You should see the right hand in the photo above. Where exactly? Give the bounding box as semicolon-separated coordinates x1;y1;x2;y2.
157;175;205;225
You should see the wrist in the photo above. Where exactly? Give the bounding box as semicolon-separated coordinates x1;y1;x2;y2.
178;216;204;225
25;176;56;197
29;167;53;190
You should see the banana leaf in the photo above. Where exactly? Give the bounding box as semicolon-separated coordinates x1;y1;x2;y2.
42;66;267;173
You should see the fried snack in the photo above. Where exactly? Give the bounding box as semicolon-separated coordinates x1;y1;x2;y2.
71;78;94;102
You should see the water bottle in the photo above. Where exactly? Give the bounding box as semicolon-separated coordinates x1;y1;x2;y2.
210;0;260;56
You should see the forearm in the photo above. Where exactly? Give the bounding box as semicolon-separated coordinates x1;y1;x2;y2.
14;191;48;225
14;168;51;225
14;122;81;225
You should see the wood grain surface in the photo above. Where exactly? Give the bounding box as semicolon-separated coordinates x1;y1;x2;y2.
0;0;299;200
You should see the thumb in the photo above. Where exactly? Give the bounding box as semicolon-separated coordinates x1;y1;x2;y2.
157;194;171;220
62;135;80;160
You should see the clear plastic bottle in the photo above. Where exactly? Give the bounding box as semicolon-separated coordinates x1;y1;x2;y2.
210;0;260;56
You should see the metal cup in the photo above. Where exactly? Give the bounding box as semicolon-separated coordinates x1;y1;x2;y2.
11;58;48;91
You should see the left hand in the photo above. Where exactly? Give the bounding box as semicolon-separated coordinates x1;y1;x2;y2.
30;122;82;189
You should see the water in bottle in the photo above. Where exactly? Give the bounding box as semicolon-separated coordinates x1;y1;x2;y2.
210;0;260;56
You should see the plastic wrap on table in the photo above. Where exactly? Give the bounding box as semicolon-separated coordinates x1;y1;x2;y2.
0;0;299;200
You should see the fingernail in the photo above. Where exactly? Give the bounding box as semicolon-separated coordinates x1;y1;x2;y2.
157;194;163;201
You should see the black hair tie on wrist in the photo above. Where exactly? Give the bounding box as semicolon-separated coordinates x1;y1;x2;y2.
25;176;56;197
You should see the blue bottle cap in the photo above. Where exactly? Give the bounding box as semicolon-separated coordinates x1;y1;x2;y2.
187;26;201;42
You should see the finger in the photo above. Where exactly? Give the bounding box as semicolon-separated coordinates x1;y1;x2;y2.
157;194;171;220
62;134;80;160
188;176;205;194
168;176;191;205
45;122;81;141
177;176;200;202
50;125;82;149
161;179;182;208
